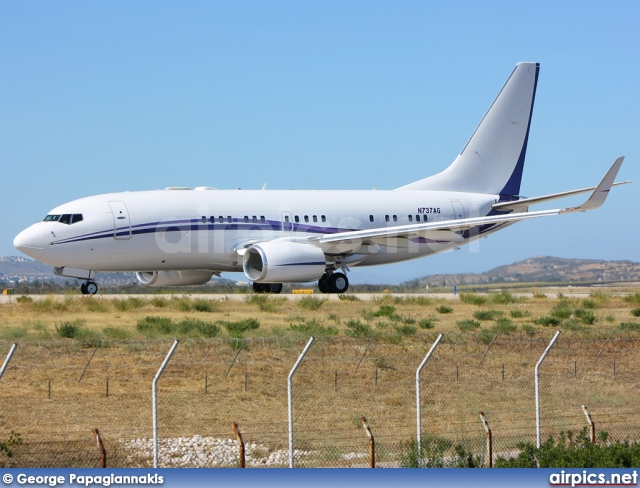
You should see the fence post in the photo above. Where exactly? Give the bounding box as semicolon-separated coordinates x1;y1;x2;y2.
152;339;179;468
0;343;18;381
288;337;314;468
93;428;106;468
416;333;443;461
479;412;492;468
232;422;245;468
535;331;561;448
361;417;375;468
582;405;596;443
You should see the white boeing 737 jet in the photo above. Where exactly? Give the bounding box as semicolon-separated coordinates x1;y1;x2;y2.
14;62;627;295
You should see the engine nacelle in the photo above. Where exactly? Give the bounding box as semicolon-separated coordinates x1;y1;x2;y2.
243;241;326;283
135;270;214;287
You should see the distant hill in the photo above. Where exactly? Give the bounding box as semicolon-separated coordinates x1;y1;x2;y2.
402;256;640;287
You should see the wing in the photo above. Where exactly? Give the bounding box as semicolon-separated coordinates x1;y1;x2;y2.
312;157;625;255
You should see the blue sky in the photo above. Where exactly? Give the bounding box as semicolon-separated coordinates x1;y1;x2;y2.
1;1;638;284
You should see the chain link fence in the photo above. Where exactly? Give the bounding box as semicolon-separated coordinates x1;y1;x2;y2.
0;330;639;467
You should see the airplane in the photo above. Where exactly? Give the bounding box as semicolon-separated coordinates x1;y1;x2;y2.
14;62;628;295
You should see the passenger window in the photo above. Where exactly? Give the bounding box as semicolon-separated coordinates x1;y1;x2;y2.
59;214;71;225
304;215;309;223
416;215;420;222
285;215;290;222
217;216;222;223
295;216;299;223
321;215;326;222
244;216;249;223
252;216;257;223
369;215;374;222
385;215;390;222
201;216;207;223
408;215;413;222
260;216;265;223
313;216;317;223
227;216;232;223
393;215;397;222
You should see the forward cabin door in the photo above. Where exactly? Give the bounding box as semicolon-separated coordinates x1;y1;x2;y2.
109;201;132;240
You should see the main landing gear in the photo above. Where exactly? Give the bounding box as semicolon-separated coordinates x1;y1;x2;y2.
80;281;99;295
252;282;283;294
318;272;349;294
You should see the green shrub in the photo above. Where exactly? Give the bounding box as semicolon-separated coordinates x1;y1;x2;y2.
623;293;640;305
495;428;640;468
535;316;561;327
492;318;517;334
574;309;596;325
373;305;397;317
337;294;360;301
298;296;326;310
436;305;453;314
509;309;530;318
55;320;84;338
289;319;338;336
221;318;260;335
630;308;640;317
82;297;110;312
521;324;537;336
344;320;375;337
582;299;598;309
245;295;283;312
395;325;417;336
619;322;640;331
550;306;573;320
177;318;221;337
193;299;219;312
459;293;487;306
457;319;480;331
491;291;523;304
418;318;437;329
114;297;147;311
102;326;132;340
393;296;432;306
399;435;482;468
150;297;168;308
473;310;503;321
16;295;33;303
136;316;174;335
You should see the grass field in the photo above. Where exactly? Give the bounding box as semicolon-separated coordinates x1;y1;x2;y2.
0;288;639;467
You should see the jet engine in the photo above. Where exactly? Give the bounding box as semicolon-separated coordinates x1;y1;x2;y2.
135;270;214;286
243;241;326;283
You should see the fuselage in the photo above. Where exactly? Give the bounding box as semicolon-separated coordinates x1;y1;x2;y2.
14;188;506;273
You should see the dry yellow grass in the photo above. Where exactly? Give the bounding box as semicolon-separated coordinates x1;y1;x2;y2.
0;289;639;467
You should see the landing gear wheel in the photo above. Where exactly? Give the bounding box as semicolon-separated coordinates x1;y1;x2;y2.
328;272;349;294
318;277;329;294
81;281;98;295
252;282;268;293
267;283;283;294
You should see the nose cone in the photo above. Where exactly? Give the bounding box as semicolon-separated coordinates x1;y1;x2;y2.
14;227;45;260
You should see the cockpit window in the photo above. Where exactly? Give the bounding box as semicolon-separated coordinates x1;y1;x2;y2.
43;213;83;225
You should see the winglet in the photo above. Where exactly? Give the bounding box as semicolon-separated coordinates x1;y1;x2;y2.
562;157;625;213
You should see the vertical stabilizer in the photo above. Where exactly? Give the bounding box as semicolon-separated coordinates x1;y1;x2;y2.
398;62;540;196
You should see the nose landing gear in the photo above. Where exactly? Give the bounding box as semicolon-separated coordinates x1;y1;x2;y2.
80;281;99;295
